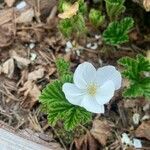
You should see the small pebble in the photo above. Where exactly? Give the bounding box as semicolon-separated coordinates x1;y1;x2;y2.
95;34;101;39
91;43;98;50
142;114;150;121
66;41;73;49
65;48;71;53
132;113;140;125
65;41;73;52
143;103;150;111
29;43;35;49
30;53;37;61
133;138;142;148
121;133;133;146
76;49;80;56
86;43;92;48
16;1;27;10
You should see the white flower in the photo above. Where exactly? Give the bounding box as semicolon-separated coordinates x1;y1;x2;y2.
62;62;122;113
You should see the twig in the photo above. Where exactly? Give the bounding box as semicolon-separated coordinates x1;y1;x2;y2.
117;102;128;128
0;89;19;101
51;126;67;150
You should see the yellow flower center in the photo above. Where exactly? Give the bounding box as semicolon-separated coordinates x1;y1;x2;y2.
87;84;97;96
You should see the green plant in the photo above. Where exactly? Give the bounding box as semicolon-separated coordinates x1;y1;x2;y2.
39;59;92;131
118;55;150;99
103;17;134;46
58;15;86;38
105;0;125;21
78;0;87;15
58;19;73;37
58;0;71;12
56;58;71;77
89;9;105;27
58;1;87;37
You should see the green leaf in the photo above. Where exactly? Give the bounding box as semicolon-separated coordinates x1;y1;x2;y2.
73;14;86;34
140;78;150;99
118;55;150;99
89;9;105;27
58;19;73;37
123;84;144;98
78;0;88;15
58;0;87;38
39;75;92;131
103;17;134;46
58;14;86;37
105;0;125;21
58;0;71;12
56;58;71;77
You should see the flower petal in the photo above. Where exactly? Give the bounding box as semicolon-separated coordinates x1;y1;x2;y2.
74;62;96;89
80;95;105;113
62;83;85;105
95;80;115;105
96;65;122;90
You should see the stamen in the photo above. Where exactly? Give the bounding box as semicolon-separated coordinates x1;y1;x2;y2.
87;84;97;96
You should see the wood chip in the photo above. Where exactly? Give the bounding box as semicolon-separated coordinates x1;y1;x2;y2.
143;0;150;11
0;25;14;48
15;8;34;23
11;51;31;69
2;58;15;79
19;81;41;109
90;119;112;146
74;132;99;150
0;128;56;150
28;67;45;81
5;0;16;7
0;8;14;26
135;120;150;140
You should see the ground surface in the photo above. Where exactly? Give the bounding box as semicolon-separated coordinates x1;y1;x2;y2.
0;0;150;149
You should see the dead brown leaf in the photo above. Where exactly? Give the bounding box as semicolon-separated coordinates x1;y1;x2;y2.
28;113;43;132
19;81;41;109
0;8;15;48
0;26;14;48
135;120;150;140
5;0;16;7
28;67;45;81
26;0;58;20
124;99;146;108
143;0;150;11
11;51;31;69
2;58;15;79
74;132;99;150
17;31;32;43
15;8;34;23
90;119;112;146
58;2;79;19
0;9;14;26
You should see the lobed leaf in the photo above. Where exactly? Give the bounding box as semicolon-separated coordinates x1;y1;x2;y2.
118;55;150;99
89;9;105;27
105;0;125;21
39;74;92;131
103;17;134;46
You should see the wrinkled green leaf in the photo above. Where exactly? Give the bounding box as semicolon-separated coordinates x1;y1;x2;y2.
56;58;71;77
89;9;105;27
103;17;134;46
105;0;125;21
39;75;92;131
118;55;150;99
